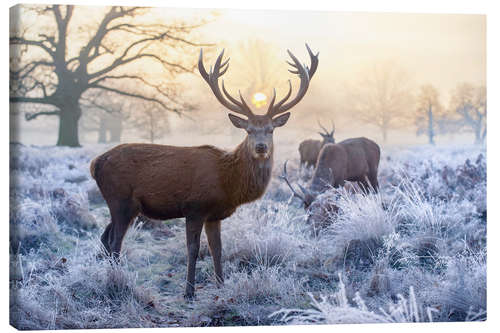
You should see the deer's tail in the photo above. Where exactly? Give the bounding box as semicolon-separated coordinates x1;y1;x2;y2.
90;155;103;180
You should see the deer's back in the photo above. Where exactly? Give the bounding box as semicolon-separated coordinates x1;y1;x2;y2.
299;139;322;163
338;137;380;179
91;143;232;220
313;138;380;187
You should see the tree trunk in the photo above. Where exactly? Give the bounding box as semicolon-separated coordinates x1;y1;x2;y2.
109;116;122;143
474;125;482;144
57;103;82;147
473;115;484;144
428;106;435;145
97;117;107;143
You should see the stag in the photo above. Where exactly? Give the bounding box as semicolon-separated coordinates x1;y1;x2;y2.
298;120;336;169
283;137;380;208
90;44;319;299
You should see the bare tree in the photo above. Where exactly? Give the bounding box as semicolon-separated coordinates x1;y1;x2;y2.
10;5;210;146
80;107;126;144
415;84;445;145
128;104;171;143
449;83;486;144
349;61;414;142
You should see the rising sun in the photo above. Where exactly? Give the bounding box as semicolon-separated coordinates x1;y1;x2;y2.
252;92;267;108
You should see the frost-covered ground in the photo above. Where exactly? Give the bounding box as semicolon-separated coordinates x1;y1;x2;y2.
9;140;486;329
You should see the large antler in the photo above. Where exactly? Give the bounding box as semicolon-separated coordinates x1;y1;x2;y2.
318;119;335;137
266;44;319;118
329;120;336;136
280;160;308;203
317;119;329;135
198;49;254;118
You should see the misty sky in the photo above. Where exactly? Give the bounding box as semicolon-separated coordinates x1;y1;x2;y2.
200;9;485;99
10;5;486;146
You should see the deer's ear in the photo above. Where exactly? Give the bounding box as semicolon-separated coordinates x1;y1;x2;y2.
272;112;291;128
228;114;248;129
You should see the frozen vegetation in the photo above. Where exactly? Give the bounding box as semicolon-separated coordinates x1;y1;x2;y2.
9;141;486;329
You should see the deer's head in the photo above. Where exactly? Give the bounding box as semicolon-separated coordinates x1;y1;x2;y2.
199;44;319;160
281;160;318;208
318;120;336;145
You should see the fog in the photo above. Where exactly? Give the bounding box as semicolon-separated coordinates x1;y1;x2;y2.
10;6;486;147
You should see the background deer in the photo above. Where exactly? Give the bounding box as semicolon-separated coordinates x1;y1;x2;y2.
298;120;336;169
284;137;380;208
90;44;318;299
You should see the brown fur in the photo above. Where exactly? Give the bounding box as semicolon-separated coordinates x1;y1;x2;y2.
91;138;273;298
92;44;318;299
91;141;271;221
298;139;322;168
303;137;380;207
298;128;335;169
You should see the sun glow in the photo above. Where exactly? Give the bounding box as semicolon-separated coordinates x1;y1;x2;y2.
252;92;267;108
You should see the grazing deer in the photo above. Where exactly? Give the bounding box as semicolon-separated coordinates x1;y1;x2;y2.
90;44;319;299
298;120;336;169
283;137;380;208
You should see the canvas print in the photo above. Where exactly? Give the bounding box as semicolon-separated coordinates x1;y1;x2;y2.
9;4;486;329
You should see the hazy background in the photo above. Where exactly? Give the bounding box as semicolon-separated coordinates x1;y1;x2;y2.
10;5;486;148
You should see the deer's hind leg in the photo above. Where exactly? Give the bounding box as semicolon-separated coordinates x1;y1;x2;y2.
368;169;379;193
184;215;206;299
100;223;113;255
103;198;139;260
205;220;223;287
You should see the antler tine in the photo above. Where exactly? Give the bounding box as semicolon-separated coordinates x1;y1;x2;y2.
297;183;310;197
270;80;292;112
280;160;307;203
305;43;319;78
211;49;227;77
238;90;252;112
198;49;210;82
266;44;319;118
221;80;243;106
218;58;230;76
317;119;329;135
267;88;277;111
330;120;336;136
198;48;254;118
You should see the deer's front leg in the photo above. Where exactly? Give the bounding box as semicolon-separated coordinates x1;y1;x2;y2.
184;216;205;299
205;220;223;286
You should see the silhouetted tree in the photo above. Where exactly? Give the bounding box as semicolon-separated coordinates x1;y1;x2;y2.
80;92;128;144
415;84;445;145
128;104;171;143
350;61;414;142
10;5;210;146
449;83;486;144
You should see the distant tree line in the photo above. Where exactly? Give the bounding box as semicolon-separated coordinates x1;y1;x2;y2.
347;61;486;144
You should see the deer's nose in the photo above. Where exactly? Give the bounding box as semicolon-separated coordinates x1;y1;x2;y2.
255;143;268;153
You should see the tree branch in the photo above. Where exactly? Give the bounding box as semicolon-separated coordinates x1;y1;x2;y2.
10;37;56;59
89;50;193;81
10;96;53;105
80;94;120;115
10;60;54;81
90;84;181;115
25;110;60;121
90;74;176;99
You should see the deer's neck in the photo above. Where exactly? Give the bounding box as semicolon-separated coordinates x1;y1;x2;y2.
221;137;273;206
